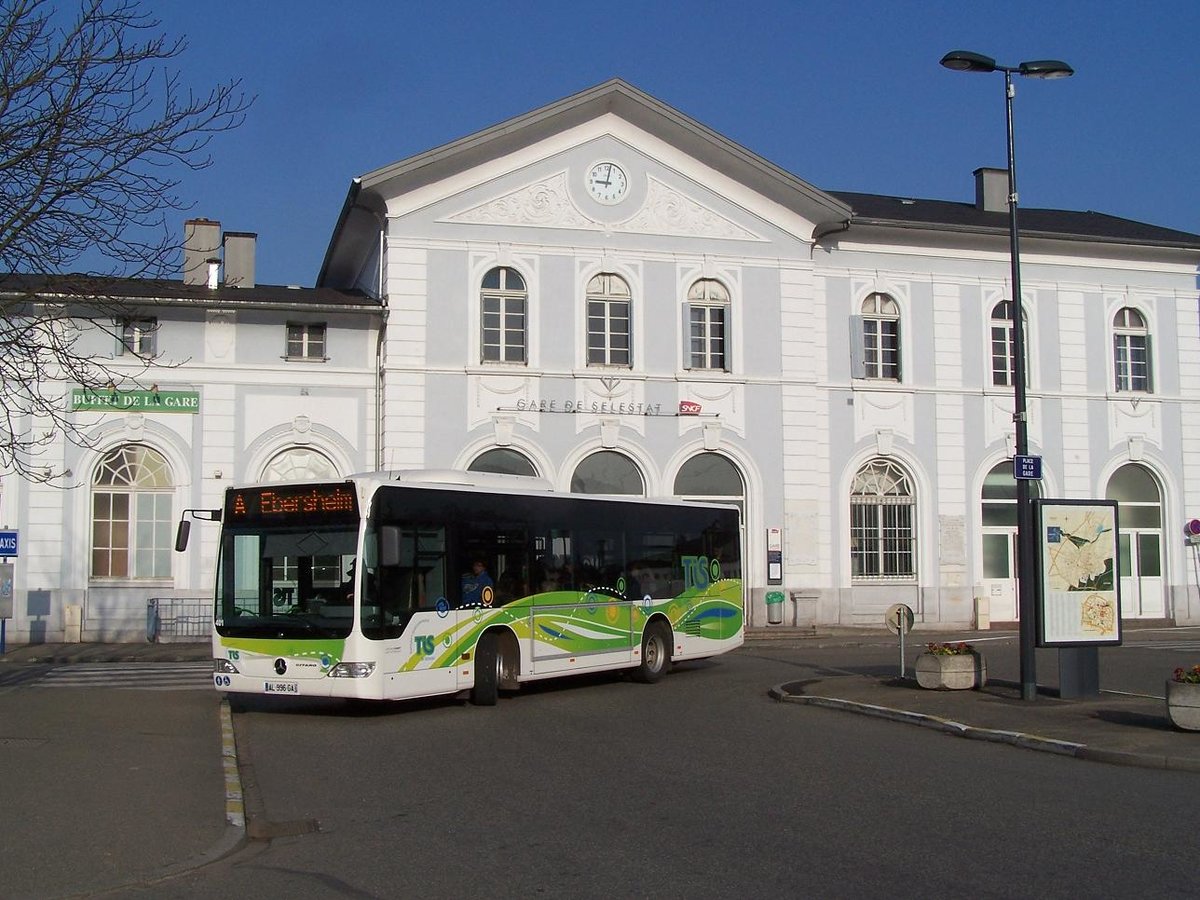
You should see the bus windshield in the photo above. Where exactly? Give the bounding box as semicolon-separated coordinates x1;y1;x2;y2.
215;524;360;639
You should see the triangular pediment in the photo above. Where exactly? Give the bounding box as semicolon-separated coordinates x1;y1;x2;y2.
443;171;765;241
321;79;850;285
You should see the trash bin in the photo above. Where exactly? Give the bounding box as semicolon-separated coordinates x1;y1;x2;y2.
765;590;785;625
146;598;160;643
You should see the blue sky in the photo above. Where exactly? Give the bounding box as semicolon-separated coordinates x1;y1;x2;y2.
147;0;1200;287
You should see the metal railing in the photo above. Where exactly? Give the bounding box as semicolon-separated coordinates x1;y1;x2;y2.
147;597;210;643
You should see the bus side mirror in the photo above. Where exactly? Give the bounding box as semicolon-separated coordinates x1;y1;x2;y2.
379;526;401;567
175;508;221;552
174;520;191;552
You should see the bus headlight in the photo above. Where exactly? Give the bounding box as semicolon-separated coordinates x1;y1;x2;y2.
213;659;239;674
329;661;376;678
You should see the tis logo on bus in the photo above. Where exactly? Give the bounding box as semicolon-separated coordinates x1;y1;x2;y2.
681;556;721;591
413;635;435;656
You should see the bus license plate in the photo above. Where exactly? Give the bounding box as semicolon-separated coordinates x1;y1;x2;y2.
265;681;298;694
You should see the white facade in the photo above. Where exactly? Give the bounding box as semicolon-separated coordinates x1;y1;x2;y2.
3;79;1198;643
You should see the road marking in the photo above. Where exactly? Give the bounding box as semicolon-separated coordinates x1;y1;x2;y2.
1121;641;1200;652
25;662;212;691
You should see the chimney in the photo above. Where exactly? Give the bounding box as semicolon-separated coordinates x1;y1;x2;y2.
223;231;257;288
974;168;1009;213
183;219;221;285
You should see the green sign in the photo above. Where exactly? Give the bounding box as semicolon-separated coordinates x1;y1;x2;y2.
71;388;200;414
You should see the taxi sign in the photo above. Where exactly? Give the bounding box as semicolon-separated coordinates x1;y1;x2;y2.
0;530;17;557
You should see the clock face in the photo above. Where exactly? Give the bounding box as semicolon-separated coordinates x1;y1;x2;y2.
586;162;628;204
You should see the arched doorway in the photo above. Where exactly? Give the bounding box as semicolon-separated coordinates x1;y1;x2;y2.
262;447;339;482
468;448;538;478
570;451;644;495
980;461;1040;622
673;452;744;511
1106;464;1164;618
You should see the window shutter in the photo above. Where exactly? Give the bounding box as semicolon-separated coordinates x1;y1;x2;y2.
849;315;866;379
1144;334;1153;393
681;302;692;369
722;305;732;373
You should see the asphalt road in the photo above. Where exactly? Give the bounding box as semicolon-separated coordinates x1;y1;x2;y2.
103;636;1199;899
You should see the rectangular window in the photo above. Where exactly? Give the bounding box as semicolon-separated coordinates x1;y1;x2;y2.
286;323;327;360
92;492;129;577
863;318;900;380
134;492;173;578
991;324;1014;386
120;318;157;357
482;295;526;363
850;502;914;579
688;305;727;370
1114;334;1151;392
587;300;630;366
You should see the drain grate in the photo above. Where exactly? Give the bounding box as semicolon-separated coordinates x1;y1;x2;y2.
0;737;48;747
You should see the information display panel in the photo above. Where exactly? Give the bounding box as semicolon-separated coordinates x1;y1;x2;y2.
1036;499;1121;647
224;483;359;527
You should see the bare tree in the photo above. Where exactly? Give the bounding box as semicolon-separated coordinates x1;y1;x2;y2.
0;0;251;483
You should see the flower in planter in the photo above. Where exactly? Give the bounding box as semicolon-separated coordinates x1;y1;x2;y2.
1173;664;1200;684
925;641;975;656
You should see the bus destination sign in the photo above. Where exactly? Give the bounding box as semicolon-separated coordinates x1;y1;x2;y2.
226;484;359;525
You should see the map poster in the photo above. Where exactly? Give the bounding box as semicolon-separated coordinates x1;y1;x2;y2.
1036;499;1122;647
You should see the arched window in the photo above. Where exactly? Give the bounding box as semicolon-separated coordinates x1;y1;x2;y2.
850;458;915;579
674;452;744;512
91;445;173;579
1113;307;1152;392
468;448;538;478
857;293;901;381
571;451;644;495
481;266;527;364
685;279;730;371
262;447;339;482
586;273;631;367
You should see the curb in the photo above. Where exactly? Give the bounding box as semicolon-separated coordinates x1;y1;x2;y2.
220;698;247;828
768;683;1200;773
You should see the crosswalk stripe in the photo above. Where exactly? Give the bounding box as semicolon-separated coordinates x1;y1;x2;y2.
26;663;212;691
1121;641;1200;651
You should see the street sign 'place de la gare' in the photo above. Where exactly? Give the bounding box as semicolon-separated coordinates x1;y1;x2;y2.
71;389;200;414
1014;454;1043;480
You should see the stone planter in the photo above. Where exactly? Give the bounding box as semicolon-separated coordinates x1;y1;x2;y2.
1165;680;1200;731
915;652;986;690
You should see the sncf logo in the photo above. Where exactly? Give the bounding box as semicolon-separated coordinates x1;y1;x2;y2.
678;401;702;416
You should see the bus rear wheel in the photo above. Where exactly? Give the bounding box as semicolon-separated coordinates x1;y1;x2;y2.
633;621;671;684
471;632;502;706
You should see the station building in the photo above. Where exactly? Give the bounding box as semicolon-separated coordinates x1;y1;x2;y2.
3;78;1199;642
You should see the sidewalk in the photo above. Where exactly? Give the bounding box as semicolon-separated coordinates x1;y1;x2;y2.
751;624;1200;773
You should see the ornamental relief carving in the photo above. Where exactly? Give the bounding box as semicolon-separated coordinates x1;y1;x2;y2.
448;173;592;229
444;172;764;241
620;178;762;241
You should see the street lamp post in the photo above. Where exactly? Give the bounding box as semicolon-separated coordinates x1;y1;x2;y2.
940;50;1073;702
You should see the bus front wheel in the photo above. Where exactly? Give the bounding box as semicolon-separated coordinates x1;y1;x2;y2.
633;621;671;684
471;632;502;706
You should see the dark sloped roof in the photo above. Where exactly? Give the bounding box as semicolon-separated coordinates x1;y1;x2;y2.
829;191;1200;250
0;273;379;311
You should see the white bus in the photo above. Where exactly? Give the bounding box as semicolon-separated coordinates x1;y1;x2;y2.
177;470;744;704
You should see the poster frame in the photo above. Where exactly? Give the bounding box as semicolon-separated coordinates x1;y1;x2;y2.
1035;498;1122;648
